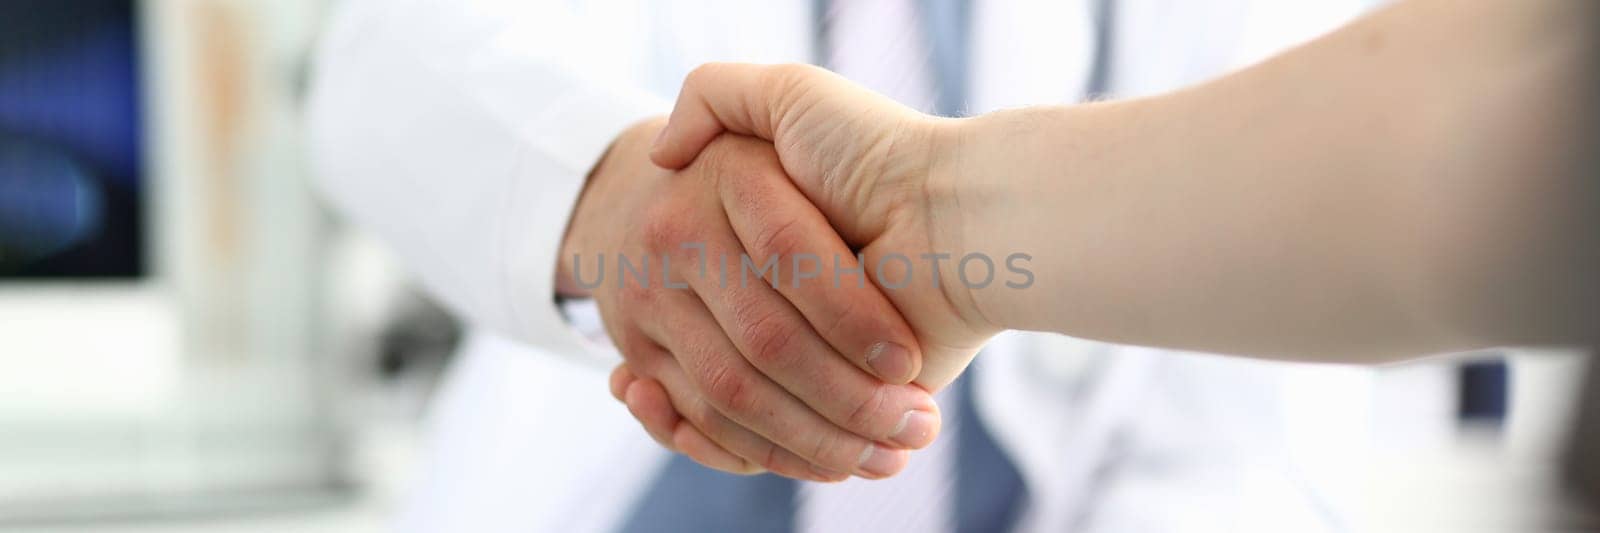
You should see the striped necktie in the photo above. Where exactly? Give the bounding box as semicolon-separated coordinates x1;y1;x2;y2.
617;2;1030;532
616;368;1026;533
820;0;938;114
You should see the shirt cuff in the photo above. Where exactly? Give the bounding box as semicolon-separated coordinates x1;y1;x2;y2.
499;83;669;367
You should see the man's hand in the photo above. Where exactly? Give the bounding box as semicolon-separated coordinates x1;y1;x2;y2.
650;64;1001;391
559;117;942;480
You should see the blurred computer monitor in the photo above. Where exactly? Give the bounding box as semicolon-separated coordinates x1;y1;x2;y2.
0;0;144;278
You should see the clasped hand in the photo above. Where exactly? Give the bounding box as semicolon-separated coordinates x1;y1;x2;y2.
558;64;997;481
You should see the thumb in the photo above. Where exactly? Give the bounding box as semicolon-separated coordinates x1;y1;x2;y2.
650;63;838;169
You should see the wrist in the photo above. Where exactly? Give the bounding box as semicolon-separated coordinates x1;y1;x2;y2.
923;107;1082;334
921;114;1010;335
556;116;668;298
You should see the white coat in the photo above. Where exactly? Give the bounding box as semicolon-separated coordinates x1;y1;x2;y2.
309;1;1399;531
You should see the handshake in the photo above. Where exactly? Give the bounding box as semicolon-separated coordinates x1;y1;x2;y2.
557;64;1014;481
555;15;1597;480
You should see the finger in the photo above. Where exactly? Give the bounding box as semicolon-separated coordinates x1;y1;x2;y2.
672;419;762;477
639;350;843;481
624;377;769;476
644;156;940;450
618;343;769;474
610;335;702;457
616;202;837;480
613;345;687;454
621;345;757;473
642;288;911;478
621;377;687;453
651;63;838;169
679;227;942;450
716;140;924;385
609;364;637;402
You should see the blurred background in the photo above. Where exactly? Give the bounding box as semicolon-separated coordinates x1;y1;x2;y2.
0;1;1593;532
0;1;451;530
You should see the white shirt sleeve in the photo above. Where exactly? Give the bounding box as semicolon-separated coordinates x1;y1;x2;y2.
307;0;667;367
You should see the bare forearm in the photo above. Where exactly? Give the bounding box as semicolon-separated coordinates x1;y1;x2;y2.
942;0;1598;361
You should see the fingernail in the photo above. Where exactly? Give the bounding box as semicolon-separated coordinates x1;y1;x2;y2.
890;410;937;449
855;444;904;478
865;342;913;383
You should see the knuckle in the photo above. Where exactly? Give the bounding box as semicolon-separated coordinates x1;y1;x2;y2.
807;430;848;469
687;137;739;177
817;294;870;346
748;216;807;260
736;305;803;368
699;363;758;416
639;208;692;252
844;383;893;436
758;444;784;473
685;398;720;430
719;169;787;226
